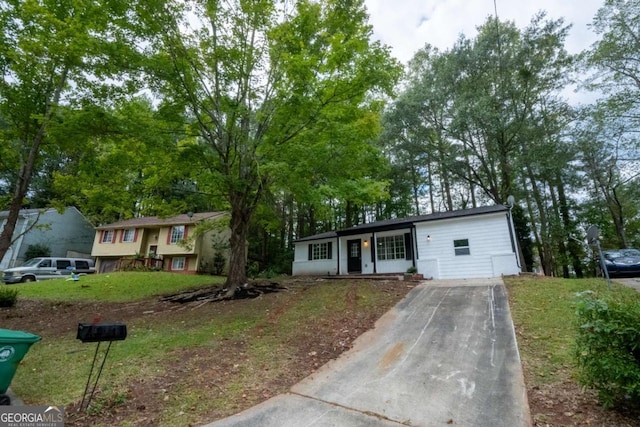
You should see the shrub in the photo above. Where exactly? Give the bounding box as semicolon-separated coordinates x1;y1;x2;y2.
246;261;260;279
24;243;51;260
257;267;277;279
575;290;640;408
213;252;226;275
0;287;19;308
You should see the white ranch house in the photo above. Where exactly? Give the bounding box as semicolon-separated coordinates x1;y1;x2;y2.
292;205;521;279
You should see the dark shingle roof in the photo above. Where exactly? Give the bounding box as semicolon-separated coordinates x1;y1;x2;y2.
294;205;508;242
96;211;226;230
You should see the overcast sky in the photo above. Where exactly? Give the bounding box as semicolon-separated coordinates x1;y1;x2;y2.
364;0;604;65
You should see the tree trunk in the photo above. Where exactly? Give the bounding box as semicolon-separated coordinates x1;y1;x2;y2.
549;184;570;278
0;66;69;263
557;174;584;278
525;169;554;276
411;160;421;215
224;193;252;296
427;161;435;213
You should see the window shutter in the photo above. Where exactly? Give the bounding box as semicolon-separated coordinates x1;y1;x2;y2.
183;225;188;239
308;244;313;260
167;228;172;245
100;230;104;243
133;229;138;242
404;232;413;260
119;230;124;243
328;242;333;259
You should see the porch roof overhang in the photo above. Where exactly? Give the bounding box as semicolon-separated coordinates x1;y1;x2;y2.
293;204;509;243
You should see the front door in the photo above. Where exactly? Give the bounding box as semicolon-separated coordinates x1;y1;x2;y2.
347;239;362;273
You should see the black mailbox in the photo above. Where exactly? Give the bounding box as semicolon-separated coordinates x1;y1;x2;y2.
77;322;127;343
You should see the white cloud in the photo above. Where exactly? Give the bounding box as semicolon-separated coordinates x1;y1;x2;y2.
365;0;603;65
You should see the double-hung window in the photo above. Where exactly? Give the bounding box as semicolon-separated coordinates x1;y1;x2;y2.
172;257;186;270
454;239;470;256
308;242;332;260
377;235;406;260
170;225;185;244
101;230;114;243
122;228;136;242
313;242;329;260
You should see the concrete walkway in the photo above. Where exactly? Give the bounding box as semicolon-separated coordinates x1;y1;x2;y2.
205;278;532;427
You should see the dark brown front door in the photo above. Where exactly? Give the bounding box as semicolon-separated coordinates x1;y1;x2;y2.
347;239;362;273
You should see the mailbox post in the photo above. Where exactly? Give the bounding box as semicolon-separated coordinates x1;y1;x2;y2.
76;322;127;412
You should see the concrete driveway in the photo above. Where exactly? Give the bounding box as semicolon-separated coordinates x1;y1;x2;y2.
205;278;531;427
614;277;640;292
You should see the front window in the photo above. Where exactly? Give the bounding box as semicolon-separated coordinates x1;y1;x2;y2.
170;226;185;244
101;230;114;243
313;243;329;260
454;239;470;256
122;228;135;242
23;258;43;267
377;235;405;260
172;257;185;270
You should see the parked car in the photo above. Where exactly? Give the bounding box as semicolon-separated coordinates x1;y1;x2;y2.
602;249;640;277
2;257;95;284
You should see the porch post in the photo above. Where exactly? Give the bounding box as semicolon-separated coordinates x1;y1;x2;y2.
336;236;340;276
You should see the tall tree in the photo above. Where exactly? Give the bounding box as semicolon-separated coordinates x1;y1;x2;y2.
580;0;640;249
51;99;211;225
137;0;400;293
0;0;139;261
384;13;576;275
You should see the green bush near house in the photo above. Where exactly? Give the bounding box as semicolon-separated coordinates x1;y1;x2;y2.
575;289;640;409
24;243;51;260
0;287;19;307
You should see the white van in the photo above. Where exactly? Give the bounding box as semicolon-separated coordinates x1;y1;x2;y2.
2;257;96;284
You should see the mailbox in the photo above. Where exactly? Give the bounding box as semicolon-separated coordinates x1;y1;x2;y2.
77;322;127;343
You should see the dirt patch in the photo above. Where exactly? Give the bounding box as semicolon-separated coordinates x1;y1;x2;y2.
527;380;640;427
0;278;415;426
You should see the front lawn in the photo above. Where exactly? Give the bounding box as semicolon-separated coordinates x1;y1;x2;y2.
8;271;224;302
2;275;414;426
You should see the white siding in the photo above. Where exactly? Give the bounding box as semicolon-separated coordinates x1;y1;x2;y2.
292;238;338;276
415;212;519;279
371;229;413;274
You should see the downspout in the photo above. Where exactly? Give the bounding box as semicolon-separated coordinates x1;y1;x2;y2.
412;224;418;268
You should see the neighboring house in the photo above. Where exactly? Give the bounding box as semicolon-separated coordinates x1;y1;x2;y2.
292;205;521;280
91;212;230;274
0;207;95;270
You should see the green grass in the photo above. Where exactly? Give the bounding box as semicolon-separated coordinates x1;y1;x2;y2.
504;275;639;385
10;271;224;302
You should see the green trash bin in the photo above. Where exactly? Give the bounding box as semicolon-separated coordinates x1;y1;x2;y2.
0;328;41;404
